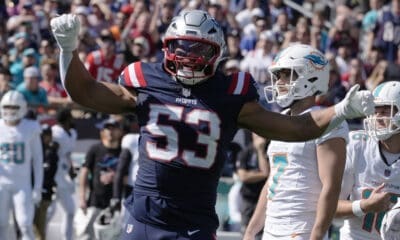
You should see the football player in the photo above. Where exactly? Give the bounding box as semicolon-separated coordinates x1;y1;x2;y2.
0;91;43;240
51;108;77;240
336;81;400;240
51;10;373;240
243;44;349;240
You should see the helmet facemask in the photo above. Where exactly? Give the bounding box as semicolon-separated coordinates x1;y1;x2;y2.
364;102;400;141
164;38;220;85
0;91;27;124
163;10;227;85
265;67;300;108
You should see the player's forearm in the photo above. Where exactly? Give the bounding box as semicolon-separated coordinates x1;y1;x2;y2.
336;199;355;217
78;168;89;202
62;51;97;103
311;187;340;240
244;183;269;237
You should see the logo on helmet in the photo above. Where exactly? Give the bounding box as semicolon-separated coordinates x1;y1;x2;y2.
304;52;328;70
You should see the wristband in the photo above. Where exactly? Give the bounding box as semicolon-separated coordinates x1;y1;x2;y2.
352;200;365;217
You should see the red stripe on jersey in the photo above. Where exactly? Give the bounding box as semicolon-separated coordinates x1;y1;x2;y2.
228;73;238;94
123;66;134;87
134;62;147;87
241;72;251;95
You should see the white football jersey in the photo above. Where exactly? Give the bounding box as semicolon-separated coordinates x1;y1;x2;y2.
0;119;42;187
121;133;140;187
52;124;77;189
339;130;400;240
265;106;349;236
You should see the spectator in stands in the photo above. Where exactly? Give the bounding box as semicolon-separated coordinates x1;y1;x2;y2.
281;16;311;49
235;0;263;29
365;59;388;90
84;28;125;83
10;46;38;88
78;117;123;240
371;0;400;62
241;30;277;109
124;37;151;64
240;15;269;55
0;66;12;100
310;9;329;53
129;11;156;59
33;124;59;240
341;57;368;91
51;108;78;240
39;58;71;108
226;28;244;61
271;11;293;47
87;0;113;35
17;66;48;107
268;0;294;25
236;133;269;239
38;39;58;65
328;14;358;57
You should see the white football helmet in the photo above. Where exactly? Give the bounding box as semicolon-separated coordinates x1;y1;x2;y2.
0;90;27;123
264;44;329;108
163;10;227;85
93;207;121;240
364;81;400;141
381;200;400;240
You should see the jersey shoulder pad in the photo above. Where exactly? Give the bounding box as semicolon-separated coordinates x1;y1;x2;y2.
227;71;253;95
119;61;147;88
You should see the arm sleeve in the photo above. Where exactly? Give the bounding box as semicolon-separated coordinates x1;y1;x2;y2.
113;148;132;199
32;123;44;191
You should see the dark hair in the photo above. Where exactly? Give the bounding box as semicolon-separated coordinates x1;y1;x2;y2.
56;108;73;124
0;66;11;76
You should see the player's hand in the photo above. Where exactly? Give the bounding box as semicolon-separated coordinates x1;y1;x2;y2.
80;200;88;215
334;84;374;119
50;14;80;52
32;189;42;206
362;183;392;213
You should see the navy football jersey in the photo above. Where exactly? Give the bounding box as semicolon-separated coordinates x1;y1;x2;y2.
118;62;259;231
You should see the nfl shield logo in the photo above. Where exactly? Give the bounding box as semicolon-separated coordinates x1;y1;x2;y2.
182;88;191;97
126;224;134;234
384;169;391;177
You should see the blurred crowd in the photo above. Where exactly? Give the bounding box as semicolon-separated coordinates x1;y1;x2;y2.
1;0;400;239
